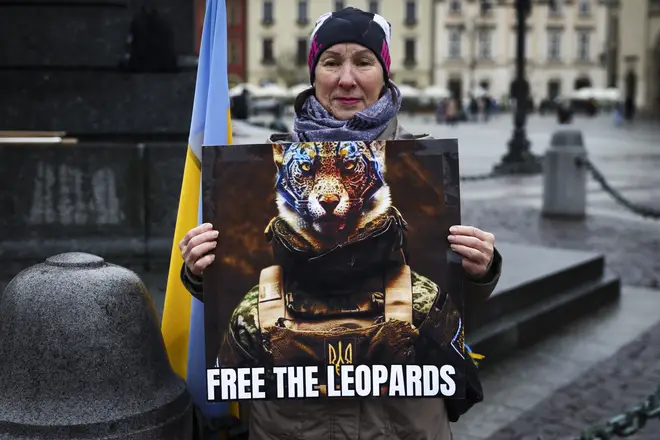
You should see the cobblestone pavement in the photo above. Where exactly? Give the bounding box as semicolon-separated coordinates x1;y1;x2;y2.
487;318;660;440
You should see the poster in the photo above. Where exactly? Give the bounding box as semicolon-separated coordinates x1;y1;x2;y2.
202;139;465;401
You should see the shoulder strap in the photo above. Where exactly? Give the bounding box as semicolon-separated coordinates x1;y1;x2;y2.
257;265;287;332
384;265;413;324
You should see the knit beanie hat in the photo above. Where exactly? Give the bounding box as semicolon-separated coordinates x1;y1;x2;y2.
307;7;392;85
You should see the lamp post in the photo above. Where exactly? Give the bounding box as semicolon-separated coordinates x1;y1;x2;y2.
493;0;542;175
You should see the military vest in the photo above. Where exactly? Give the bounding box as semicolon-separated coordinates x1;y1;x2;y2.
257;263;419;396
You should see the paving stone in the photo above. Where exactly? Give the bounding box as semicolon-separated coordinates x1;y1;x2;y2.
486;320;660;440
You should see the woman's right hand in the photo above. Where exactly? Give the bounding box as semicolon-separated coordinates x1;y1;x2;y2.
179;223;218;277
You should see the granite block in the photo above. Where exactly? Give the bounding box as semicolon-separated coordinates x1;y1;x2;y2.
143;0;194;57
0;143;145;243
0;5;131;67
0;0;193;66
143;143;185;237
0;142;191;268
0;70;196;135
142;143;186;267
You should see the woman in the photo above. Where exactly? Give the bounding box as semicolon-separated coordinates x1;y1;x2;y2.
180;7;502;440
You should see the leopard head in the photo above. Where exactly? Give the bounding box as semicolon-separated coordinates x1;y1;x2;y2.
272;140;391;249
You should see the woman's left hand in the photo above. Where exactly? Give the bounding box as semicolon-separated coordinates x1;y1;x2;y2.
448;225;495;279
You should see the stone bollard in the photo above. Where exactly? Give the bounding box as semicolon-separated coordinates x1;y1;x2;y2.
0;253;193;440
542;130;588;218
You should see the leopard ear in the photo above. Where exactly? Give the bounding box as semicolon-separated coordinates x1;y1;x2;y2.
272;143;285;167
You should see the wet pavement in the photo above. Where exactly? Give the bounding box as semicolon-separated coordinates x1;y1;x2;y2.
453;285;660;440
488;315;660;440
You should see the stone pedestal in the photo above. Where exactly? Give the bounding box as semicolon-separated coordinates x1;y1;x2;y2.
0;1;196;138
0;252;193;439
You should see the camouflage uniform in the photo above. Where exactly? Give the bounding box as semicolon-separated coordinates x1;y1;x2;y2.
219;207;463;372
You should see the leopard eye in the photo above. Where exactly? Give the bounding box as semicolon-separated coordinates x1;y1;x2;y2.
300;162;312;172
344;161;356;171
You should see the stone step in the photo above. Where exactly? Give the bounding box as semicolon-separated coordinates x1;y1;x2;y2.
466;243;608;327
453;285;660;440
468;273;620;362
466;242;621;363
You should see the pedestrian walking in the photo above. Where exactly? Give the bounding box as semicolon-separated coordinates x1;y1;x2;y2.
446;97;459;126
178;7;503;440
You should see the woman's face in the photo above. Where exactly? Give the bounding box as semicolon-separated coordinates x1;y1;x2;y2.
314;43;385;121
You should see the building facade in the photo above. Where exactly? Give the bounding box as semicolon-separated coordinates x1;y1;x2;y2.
245;0;434;87
195;0;248;84
227;0;249;84
433;0;608;104
616;0;660;114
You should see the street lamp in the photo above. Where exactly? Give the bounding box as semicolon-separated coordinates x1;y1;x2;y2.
493;0;543;175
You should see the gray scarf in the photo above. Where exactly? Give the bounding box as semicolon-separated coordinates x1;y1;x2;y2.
292;82;402;142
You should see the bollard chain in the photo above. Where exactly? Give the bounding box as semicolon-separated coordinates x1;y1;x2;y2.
575;156;660;220
569;385;660;440
460;172;502;182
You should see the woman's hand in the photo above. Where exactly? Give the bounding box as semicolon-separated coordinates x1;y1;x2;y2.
447;225;495;279
179;223;218;277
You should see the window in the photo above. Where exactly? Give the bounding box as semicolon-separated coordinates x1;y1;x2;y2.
549;0;562;16
297;0;308;25
577;31;590;60
296;38;308;66
578;0;590;16
548;30;561;61
228;40;240;66
404;38;416;65
262;0;273;24
448;29;461;59
480;0;493;16
227;2;237;26
262;38;274;64
368;0;379;14
334;0;344;11
405;0;416;24
477;29;492;60
449;0;461;13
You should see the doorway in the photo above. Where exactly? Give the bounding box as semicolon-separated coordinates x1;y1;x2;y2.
547;79;561;100
574;76;592;90
447;77;463;101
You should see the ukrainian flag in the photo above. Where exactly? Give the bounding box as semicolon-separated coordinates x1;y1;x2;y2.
160;0;237;436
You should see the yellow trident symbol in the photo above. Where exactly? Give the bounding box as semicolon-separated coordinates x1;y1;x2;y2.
327;340;353;376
